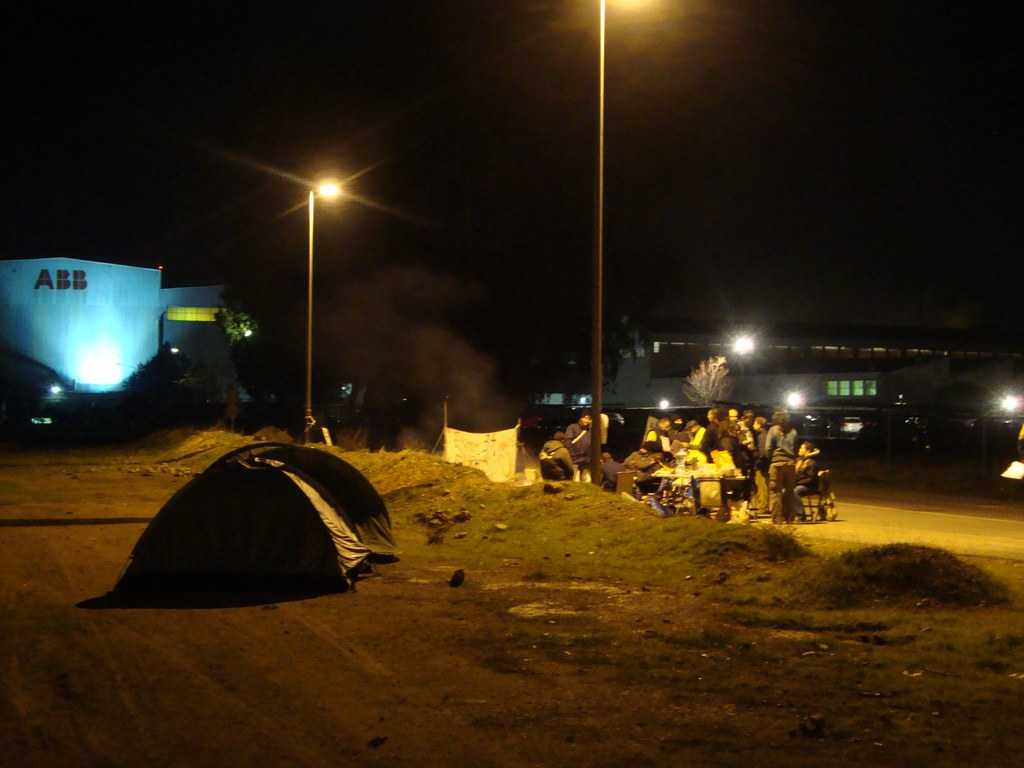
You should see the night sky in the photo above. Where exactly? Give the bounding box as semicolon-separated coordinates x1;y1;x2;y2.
3;1;1022;406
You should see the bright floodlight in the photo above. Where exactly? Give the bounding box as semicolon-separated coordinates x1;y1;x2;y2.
318;183;340;197
659;399;670;410
1001;395;1022;413
243;329;252;337
734;336;754;355
786;392;804;408
50;385;62;394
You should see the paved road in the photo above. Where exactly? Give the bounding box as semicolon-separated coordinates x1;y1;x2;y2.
789;485;1024;560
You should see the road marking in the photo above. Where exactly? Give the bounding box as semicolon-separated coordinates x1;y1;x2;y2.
842;501;1024;525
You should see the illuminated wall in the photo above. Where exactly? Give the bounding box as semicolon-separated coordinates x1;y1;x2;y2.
0;258;222;393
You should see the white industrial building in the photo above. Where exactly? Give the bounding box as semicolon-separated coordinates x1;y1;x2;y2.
0;257;230;397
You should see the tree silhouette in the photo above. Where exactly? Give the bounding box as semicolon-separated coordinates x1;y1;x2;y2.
682;356;733;406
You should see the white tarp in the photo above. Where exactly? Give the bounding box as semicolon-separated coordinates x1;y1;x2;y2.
443;425;519;483
1002;461;1024;480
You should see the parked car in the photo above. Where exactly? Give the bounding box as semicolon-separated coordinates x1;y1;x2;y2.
840;416;865;435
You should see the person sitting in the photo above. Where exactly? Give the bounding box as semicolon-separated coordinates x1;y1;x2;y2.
624;442;670;496
599;452;627;492
624;442;658;475
794;441;822;520
539;431;575;481
644;416;686;454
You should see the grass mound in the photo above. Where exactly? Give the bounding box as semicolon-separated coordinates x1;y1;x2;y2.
249;426;294;443
814;543;1007;608
752;525;808;562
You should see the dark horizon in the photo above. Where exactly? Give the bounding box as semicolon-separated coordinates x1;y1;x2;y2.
3;0;1022;400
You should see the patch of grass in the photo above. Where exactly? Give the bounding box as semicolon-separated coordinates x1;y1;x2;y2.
812;543;1009;608
248;426;293;443
751;525;808;562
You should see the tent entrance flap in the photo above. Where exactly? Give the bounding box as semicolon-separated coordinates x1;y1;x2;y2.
282;470;370;573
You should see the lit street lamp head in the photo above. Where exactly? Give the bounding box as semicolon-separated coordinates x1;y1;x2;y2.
318;183;340;197
733;336;755;355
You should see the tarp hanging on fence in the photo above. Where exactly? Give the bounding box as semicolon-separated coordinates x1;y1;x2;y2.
443;425;519;483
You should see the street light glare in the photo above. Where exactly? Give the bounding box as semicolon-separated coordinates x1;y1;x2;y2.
786;392;804;408
318;184;340;197
734;336;754;355
1001;395;1022;413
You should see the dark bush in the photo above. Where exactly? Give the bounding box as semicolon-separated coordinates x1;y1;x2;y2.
815;543;1007;608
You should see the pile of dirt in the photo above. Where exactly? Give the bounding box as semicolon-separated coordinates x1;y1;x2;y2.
814;543;1008;608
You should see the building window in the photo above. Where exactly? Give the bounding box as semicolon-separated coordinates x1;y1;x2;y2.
907;349;919;357
827;379;877;397
810;346;823;358
858;348;872;359
653;342;660;353
825;346;839;358
840;347;853;359
166;306;219;322
873;348;886;358
888;349;902;358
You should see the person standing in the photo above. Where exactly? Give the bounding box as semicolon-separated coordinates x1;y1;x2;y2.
765;409;799;524
564;413;593;482
751;416;770;515
698;407;727;463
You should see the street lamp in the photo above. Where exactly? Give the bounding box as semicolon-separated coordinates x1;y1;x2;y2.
304;182;341;444
588;0;608;484
733;336;755;355
590;1;646;483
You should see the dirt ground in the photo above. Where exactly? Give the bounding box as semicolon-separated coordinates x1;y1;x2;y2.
2;449;1022;767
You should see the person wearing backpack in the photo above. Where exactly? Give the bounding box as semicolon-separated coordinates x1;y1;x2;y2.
539;431;575;481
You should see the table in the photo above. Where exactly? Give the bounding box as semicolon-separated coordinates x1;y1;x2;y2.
650;468;748;514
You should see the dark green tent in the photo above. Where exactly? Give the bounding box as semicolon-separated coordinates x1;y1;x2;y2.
117;443;398;590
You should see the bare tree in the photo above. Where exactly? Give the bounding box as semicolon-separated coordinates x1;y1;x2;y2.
682;356;733;406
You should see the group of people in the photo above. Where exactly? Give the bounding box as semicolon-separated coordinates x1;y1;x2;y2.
538;413;594;482
538;408;823;524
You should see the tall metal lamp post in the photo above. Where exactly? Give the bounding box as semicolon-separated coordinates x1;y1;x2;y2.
589;0;608;485
304;183;340;444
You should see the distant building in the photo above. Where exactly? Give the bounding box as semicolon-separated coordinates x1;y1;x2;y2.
605;320;1024;411
0;258;231;400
